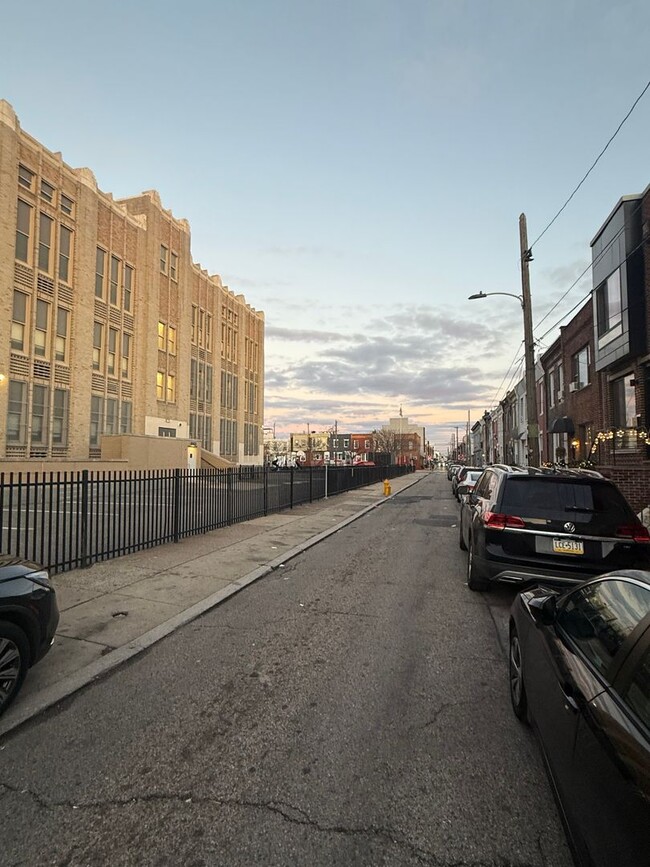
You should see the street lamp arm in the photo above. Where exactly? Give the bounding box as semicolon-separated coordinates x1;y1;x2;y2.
468;291;524;308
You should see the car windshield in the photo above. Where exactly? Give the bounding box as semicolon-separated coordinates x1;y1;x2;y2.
500;478;633;530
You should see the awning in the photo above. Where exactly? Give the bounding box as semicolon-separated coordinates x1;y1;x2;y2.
549;416;575;436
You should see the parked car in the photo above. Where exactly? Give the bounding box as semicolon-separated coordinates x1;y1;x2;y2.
458;465;650;591
452;465;483;499
509;569;650;867
455;469;483;502
0;556;59;716
447;463;461;481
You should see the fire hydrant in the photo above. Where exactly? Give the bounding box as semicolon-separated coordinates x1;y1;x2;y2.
383;479;392;497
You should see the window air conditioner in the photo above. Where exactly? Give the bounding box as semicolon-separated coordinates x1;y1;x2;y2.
557;389;564;402
569;382;578;393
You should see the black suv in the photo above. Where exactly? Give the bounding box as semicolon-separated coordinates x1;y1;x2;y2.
458;465;650;591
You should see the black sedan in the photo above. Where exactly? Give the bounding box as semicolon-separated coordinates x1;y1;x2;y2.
509;570;650;867
0;556;59;716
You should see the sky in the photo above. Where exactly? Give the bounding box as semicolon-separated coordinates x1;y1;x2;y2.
3;0;650;452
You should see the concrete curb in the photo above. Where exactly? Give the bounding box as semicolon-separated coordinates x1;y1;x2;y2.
0;474;424;738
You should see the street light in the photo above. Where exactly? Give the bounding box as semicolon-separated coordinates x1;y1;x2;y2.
468;287;540;467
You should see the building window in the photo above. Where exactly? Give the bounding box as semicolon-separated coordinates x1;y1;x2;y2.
123;264;133;311
55;308;69;362
52;389;69;445
160;244;168;274
206;364;213;404
93;322;103;371
38;213;53;272
40;180;55;204
170;252;178;281
31;385;49;444
34;300;50;358
59;225;72;283
571;346;590;389
612;376;636;430
167;326;176;355
158;427;177;438
15;199;32;262
107;327;117;375
205;314;212;350
121;333;131;378
18;164;34;190
120;401;132;434
60;194;74;217
11;290;27;352
166;374;176;403
105;398;118;435
596;268;622;338
191;306;197;343
157;321;166;350
95;248;106;298
7;381;27;443
156;371;164;400
190;359;197;399
90;395;103;446
110;256;120;305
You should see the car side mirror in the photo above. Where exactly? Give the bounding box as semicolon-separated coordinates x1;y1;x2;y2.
457;484;469;496
528;594;557;626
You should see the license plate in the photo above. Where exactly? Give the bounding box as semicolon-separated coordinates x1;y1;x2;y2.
553;538;584;555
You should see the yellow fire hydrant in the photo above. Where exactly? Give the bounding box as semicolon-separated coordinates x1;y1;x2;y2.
383;479;392;497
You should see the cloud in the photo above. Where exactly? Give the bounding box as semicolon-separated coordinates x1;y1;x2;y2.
221;273;292;290
266;326;350;342
543;259;591;289
262;302;528;438
261;245;343;258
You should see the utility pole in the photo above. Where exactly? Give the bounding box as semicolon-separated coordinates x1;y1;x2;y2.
519;213;540;467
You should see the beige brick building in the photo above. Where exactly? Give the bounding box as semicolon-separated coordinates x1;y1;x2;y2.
0;100;264;469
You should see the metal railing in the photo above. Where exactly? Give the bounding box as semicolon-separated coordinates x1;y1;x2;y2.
0;464;412;574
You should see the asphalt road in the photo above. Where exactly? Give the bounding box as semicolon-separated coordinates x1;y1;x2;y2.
0;472;573;866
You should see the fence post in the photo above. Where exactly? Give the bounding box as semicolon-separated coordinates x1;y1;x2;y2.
309;466;313;503
173;468;181;543
290;467;294;509
264;466;268;516
324;463;328;499
227;469;233;525
80;469;90;568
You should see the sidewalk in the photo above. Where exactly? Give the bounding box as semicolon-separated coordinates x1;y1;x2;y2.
1;471;427;737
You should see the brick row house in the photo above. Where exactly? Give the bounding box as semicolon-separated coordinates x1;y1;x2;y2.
474;182;650;511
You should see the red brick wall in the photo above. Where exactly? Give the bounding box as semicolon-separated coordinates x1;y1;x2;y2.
599;465;650;513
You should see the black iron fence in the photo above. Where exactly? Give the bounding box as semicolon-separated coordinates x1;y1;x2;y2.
0;464;412;574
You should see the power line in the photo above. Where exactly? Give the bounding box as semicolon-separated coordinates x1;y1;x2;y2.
533;198;644;334
535;233;648;345
504;357;525;397
491;343;524;406
528;76;650;254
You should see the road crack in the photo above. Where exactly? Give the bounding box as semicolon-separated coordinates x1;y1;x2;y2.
0;782;537;866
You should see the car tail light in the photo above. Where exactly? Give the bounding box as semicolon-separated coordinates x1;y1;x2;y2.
616;524;650;543
483;511;525;530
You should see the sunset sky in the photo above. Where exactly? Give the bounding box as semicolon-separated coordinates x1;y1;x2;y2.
3;0;650;452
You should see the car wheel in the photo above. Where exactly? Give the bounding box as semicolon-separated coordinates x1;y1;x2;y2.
459;514;467;550
467;541;490;592
0;621;30;717
509;626;529;723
